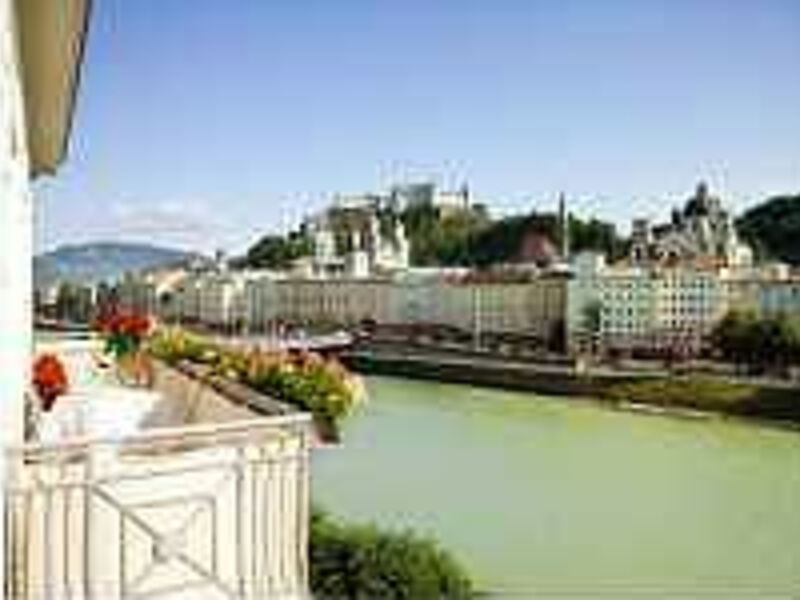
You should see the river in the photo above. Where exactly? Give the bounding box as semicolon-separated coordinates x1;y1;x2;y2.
312;376;800;597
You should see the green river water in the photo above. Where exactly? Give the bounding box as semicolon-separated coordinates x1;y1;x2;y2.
312;376;800;597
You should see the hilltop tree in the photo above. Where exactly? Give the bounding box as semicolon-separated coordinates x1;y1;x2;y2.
243;231;313;269
402;203;490;266
736;194;800;265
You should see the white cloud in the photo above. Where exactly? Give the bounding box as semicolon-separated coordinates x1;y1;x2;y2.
37;196;283;256
104;199;243;253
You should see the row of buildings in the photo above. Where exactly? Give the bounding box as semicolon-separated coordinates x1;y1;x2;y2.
568;183;798;355
115;266;568;349
65;183;800;357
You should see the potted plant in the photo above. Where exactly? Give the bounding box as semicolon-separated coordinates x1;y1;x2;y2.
95;311;154;386
32;353;69;412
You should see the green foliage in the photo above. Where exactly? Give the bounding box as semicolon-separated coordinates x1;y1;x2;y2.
467;214;536;267
581;300;603;334
310;507;474;600
605;376;800;423
237;202;624;270
402;204;490;266
736;194;800;264
148;327;208;364
606;377;758;412
569;216;627;261
55;282;86;322
243;351;360;426
404;206;625;267
238;191;800;270
244;231;313;269
711;310;800;370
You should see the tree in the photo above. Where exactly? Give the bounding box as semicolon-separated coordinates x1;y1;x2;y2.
243;232;313;269
237;201;626;271
582;300;602;335
580;300;603;355
570;216;627;261
467;210;626;267
784;313;800;365
736;194;800;265
711;310;759;370
764;312;800;370
402;203;490;266
711;310;800;374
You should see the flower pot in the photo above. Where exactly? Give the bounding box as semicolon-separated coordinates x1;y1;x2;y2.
38;390;58;412
115;350;154;388
313;415;340;444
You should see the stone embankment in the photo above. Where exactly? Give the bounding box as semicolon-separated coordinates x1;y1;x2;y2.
342;347;800;427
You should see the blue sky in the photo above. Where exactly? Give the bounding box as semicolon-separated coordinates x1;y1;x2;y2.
35;0;800;254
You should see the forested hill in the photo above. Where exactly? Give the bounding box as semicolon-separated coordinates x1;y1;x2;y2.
402;203;625;267
736;195;800;265
241;203;626;269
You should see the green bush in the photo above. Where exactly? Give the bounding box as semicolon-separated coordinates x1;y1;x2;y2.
604;376;800;423
147;327;209;365
711;310;800;371
605;377;757;411
310;508;473;600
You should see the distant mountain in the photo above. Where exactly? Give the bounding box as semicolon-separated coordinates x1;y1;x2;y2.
34;242;200;288
736;195;800;265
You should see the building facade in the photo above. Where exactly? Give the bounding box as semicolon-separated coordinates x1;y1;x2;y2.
629;182;753;269
760;279;800;316
568;252;734;355
306;197;410;278
131;265;567;347
568;186;799;356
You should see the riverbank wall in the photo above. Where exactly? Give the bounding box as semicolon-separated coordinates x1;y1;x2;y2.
341;350;644;397
341;349;800;427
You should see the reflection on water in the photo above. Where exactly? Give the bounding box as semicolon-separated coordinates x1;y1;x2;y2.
313;376;800;596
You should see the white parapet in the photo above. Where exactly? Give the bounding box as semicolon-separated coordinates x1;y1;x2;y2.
6;414;312;599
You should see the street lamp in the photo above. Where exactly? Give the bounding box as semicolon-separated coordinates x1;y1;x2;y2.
472;284;482;351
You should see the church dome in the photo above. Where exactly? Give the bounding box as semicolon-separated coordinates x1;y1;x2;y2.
684;181;712;217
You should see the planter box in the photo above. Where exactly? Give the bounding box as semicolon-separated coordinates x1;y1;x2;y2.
147;359;299;428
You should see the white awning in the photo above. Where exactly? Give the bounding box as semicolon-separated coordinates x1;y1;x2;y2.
14;0;90;177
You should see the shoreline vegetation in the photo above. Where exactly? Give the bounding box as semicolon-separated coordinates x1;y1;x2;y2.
310;507;474;599
604;377;800;427
343;348;800;429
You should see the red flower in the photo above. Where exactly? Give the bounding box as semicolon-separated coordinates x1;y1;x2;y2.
33;354;69;411
95;311;151;339
124;313;151;337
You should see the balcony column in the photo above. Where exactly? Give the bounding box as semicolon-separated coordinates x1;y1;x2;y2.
0;180;31;451
0;187;30;600
2;2;34;594
0;0;29;453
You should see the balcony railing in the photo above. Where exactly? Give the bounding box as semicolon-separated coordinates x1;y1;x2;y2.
5;413;311;599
